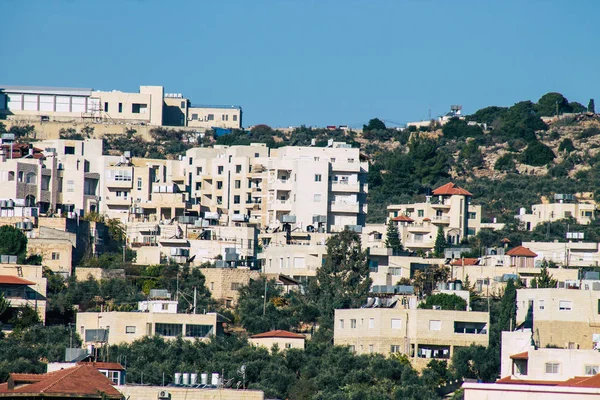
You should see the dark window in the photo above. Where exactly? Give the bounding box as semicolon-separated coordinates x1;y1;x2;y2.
104;102;108;112
185;324;212;338
118;103;123;113
207;114;214;121
181;101;186;108
155;323;182;337
234;195;240;204
65;146;75;155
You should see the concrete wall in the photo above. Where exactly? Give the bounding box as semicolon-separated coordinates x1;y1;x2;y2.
115;386;263;400
27;238;73;276
200;268;261;306
75;268;126;282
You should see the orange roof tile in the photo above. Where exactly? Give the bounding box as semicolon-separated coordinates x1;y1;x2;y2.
0;275;35;285
77;362;125;371
432;182;473;196
449;258;479;266
250;330;305;339
391;215;414;223
506;246;538;257
496;374;600;388
509;351;528;360
0;365;122;399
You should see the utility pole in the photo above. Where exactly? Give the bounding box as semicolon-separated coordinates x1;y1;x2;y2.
193;286;197;314
262;278;267;315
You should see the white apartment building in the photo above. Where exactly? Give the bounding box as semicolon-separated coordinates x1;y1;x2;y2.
516;194;597;231
0;85;241;129
387;182;481;252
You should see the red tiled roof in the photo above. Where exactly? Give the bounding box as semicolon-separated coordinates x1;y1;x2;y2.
391;215;414;223
496;374;600;388
509;351;528;360
423;217;431;221
432;182;473;196
250;330;305;339
506;246;538;257
0;365;122;398
449;258;479;266
77;362;125;371
0;275;35;285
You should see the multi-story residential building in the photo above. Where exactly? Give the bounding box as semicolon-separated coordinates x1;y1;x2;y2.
515;287;600;350
516;193;597;231
462;328;600;399
387;182;481;252
0;85;242;129
249;330;306;350
522;240;600;267
334;296;489;370
0;264;47;325
76;299;221;346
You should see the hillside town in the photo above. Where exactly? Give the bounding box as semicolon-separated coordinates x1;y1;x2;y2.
0;80;599;400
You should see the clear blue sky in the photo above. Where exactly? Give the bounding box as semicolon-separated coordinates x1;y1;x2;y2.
1;0;598;128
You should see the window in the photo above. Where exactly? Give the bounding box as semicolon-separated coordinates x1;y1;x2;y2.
118;103;123;113
222;114;228;121
314;193;321;202
217;181;223;189
216;196;222;204
349;345;356;354
369;318;375;328
369;345;374;354
196;167;202;175
586;365;600;375
217;166;224;175
235;165;242;173
468;212;477;219
8;171;14;181
191;113;198;120
185;324;212;338
390;345;401;353
235;180;241;189
231;282;241;290
51;252;60;260
389;267;402;275
285;343;292;349
350;319;357;329
155;323;182;337
233;115;238;121
391;319;402;329
161;303;169;310
195;182;201;190
545;363;559;374
331;158;336;163
66;180;75;193
137;177;142;190
104;102;109;112
559;300;572;311
429;320;441;331
181;101;186;108
339;319;344;329
234;195;240;204
539;300;545;310
25;172;36;184
65;146;76;155
314;174;322;182
418;210;424;217
132;103;148;114
565;211;572;218
207;114;214;121
348;158;355;163
125;326;136;334
17;171;24;182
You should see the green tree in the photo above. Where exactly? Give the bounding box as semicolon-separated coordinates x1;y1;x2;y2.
433;226;447;257
452;345;498;382
558;138;575;153
569;102;586;113
535;92;570;116
419;293;467;311
0;225;28;259
458;140;484;169
498;279;517;333
9;306;41;331
0;292;10;320
589;99;596;113
442;118;483;140
494;154;516;172
531;264;557;288
521;140;555;166
363;118;386;131
313;228;371;340
384;220;403;253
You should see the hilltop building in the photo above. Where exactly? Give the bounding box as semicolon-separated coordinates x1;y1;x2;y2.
515;193;597;231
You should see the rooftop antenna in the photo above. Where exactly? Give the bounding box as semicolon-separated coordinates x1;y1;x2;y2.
428;106;432;121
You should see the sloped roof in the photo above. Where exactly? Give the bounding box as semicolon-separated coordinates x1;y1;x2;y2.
509;351;528;360
77;362;125;371
0;365;122;398
0;275;35;285
250;330;305;339
432;182;473;196
506;246;538;257
449;258;479;266
496;374;600;388
391;215;414;223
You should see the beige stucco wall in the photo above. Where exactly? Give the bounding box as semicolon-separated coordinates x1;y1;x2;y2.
76;311;218;346
249;336;305;350
27;238;73;275
75;268;126;282
200;268;261;306
115;386;263;400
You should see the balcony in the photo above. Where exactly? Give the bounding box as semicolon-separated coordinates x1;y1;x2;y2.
104;196;132;206
331;160;361;172
330;181;360;193
105;179;133;189
272;199;292;211
271;179;292;191
431;216;450;224
330;201;359;213
404;240;435;249
407;223;433;232
431;200;451;209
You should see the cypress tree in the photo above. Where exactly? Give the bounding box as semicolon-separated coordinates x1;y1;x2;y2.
384;220;403;253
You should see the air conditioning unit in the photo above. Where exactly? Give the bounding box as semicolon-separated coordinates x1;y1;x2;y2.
158;390;171;400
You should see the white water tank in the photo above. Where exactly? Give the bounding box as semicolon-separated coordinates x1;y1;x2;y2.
174;373;181;385
211;373;219;386
182;373;189;385
201;373;208;385
190;373;197;385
